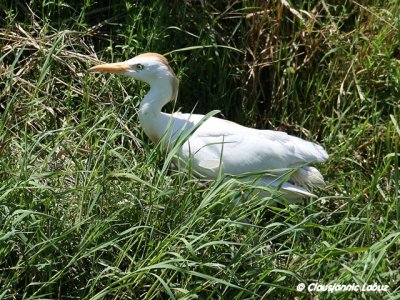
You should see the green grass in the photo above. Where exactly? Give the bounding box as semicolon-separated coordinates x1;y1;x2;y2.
1;0;399;299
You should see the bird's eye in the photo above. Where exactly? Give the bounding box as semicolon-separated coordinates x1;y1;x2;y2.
136;64;144;70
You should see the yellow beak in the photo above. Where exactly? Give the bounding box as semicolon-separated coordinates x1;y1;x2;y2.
88;62;131;74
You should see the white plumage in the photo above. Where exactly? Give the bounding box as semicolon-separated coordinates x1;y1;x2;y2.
89;53;328;199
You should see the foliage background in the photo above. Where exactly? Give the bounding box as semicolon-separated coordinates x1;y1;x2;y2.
0;0;399;299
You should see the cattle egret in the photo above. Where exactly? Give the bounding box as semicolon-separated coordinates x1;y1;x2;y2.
89;53;328;199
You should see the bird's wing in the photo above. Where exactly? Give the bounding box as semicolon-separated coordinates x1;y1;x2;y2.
173;113;328;178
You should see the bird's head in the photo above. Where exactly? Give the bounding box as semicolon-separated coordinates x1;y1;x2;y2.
89;53;179;102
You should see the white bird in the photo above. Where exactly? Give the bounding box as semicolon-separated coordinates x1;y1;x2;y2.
89;53;328;200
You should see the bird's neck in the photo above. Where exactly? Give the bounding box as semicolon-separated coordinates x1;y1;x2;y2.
138;78;174;143
139;79;173;113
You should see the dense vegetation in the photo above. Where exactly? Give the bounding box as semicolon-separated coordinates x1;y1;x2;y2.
1;0;399;299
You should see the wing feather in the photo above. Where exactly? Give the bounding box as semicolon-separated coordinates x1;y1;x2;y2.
174;114;327;177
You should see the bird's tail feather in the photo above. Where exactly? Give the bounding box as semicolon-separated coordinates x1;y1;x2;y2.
250;177;317;201
290;166;325;188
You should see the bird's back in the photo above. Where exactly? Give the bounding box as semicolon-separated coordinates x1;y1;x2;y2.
167;112;328;187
